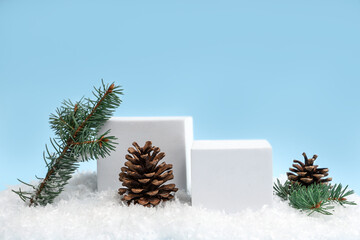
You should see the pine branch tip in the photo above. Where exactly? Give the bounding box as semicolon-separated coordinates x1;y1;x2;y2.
14;80;123;206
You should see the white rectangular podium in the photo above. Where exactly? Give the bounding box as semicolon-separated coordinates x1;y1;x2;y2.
97;117;193;192
191;140;272;213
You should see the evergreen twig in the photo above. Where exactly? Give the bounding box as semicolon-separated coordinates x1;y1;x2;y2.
273;179;357;216
12;80;123;206
273;179;301;200
288;183;333;215
328;183;357;206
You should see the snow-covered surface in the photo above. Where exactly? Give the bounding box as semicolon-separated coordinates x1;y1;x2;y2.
1;172;359;240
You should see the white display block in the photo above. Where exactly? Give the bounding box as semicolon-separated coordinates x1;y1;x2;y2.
191;140;272;213
97;117;193;192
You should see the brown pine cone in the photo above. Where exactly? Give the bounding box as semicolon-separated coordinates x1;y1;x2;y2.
118;141;178;207
287;152;332;186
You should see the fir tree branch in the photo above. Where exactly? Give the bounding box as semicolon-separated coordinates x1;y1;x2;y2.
273;179;290;200
14;80;123;207
273;179;301;201
30;83;117;206
274;178;357;216
288;183;334;215
328;184;357;206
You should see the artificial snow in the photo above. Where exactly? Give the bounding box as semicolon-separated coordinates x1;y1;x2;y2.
1;172;359;240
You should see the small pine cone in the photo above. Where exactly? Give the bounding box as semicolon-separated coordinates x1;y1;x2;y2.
118;141;178;207
287;152;332;187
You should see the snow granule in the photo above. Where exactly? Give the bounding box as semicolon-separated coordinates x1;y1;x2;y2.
1;172;359;240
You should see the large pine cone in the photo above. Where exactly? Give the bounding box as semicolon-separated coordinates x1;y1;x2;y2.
118;141;178;207
287;152;332;186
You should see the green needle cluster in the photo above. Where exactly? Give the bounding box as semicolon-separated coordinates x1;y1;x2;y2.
274;179;356;215
13;80;123;206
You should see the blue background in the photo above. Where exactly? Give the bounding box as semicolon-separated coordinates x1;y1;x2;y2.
1;1;359;192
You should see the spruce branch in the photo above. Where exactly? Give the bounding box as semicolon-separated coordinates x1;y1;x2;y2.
273;179;301;201
273;179;290;200
274;178;357;216
13;80;123;206
288;183;334;215
328;183;357;206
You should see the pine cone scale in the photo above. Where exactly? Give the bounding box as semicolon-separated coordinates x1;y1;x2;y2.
292;164;303;171
126;171;142;179
300;178;313;184
121;179;140;188
125;155;139;165
293;160;305;167
138;197;149;205
123;193;141;201
154;152;165;161
297;172;307;177
313;174;324;179
132;142;142;152
317;168;329;173
131;188;144;193
142;141;152;153
321;177;332;182
138;178;151;184
118;188;127;195
149;198;161;205
159;170;173;179
159;192;170;198
144;172;155;178
119;172;126;179
147;190;159;196
156;164;173;176
125;162;143;172
159;184;176;191
128;147;139;156
288;175;298;181
151;179;164;186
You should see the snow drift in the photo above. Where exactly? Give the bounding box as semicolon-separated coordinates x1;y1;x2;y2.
1;172;359;240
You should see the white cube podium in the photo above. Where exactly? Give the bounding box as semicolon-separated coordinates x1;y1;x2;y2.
97;117;193;192
191;140;272;213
